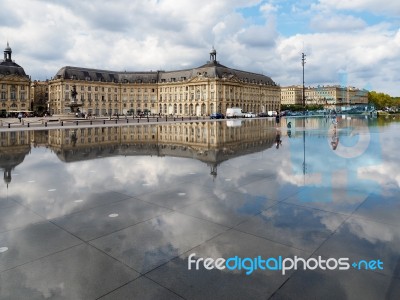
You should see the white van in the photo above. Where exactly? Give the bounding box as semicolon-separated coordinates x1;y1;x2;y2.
226;120;242;127
226;107;244;118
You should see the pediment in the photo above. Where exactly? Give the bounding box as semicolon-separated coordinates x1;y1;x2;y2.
186;76;211;84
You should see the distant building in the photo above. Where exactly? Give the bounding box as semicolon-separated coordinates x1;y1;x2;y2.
30;80;49;114
48;48;281;116
280;85;368;107
0;42;31;116
280;85;303;106
305;85;368;107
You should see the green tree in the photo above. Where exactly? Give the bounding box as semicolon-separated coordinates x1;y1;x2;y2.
368;91;393;109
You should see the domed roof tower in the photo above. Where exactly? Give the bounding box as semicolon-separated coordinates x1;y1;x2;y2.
0;42;27;76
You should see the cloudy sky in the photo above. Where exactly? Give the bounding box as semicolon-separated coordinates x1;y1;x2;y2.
1;0;399;96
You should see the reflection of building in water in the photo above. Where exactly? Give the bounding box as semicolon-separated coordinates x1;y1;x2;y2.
281;116;370;138
31;130;49;148
0;131;31;186
48;48;280;116
48;120;277;178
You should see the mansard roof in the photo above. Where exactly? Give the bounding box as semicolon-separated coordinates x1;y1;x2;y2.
54;66;158;83
53;49;277;86
159;60;276;85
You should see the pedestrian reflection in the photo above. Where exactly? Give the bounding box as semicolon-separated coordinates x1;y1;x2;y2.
331;120;339;150
275;129;282;149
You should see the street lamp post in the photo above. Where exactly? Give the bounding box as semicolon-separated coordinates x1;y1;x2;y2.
301;52;307;181
302;52;306;115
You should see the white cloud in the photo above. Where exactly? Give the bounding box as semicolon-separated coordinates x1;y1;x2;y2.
274;24;400;94
260;3;278;14
0;0;399;95
310;14;367;32
316;0;400;15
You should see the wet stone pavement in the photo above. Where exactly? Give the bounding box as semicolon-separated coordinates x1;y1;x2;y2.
0;117;399;299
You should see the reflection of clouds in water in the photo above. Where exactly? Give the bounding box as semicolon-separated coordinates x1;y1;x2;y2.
316;211;346;232
346;218;400;246
358;164;399;190
64;156;203;189
0;245;134;299
260;206;343;233
261;208;277;219
357;125;400;190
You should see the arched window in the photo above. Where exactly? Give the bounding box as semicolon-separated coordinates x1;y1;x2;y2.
201;103;206;115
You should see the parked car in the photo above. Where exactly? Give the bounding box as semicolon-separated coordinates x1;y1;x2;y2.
244;112;257;118
210;113;224;119
258;112;268;117
226;107;244;118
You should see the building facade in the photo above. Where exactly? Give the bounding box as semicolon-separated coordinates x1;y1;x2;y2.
48;49;281;116
0;43;31;116
280;85;303;106
305;85;368;107
30;80;49;115
280;85;368;108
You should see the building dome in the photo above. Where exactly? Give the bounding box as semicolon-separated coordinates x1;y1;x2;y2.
0;60;27;76
0;42;27;77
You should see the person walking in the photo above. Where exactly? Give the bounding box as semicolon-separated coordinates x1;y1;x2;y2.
275;110;280;126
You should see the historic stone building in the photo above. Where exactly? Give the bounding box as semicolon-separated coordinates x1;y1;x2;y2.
305;85;368;107
0;43;31;116
280;85;303;106
48;49;281;116
281;84;368;108
30;80;49;115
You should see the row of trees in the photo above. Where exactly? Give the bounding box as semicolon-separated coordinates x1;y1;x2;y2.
368;91;400;110
281;104;324;111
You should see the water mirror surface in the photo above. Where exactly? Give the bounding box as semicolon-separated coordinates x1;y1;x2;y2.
1;117;399;299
